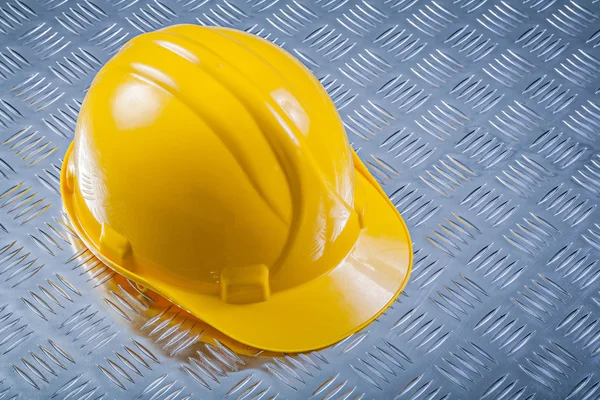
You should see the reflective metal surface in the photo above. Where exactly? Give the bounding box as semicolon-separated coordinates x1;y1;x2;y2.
0;0;599;398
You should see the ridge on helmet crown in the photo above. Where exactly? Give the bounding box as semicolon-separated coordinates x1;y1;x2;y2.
67;24;362;302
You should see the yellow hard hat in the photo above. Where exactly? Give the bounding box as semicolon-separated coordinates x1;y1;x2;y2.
60;24;412;353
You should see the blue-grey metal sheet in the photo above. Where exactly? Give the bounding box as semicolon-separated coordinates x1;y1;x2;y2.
0;0;599;398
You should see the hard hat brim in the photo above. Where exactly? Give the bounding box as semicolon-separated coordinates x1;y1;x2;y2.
61;142;412;353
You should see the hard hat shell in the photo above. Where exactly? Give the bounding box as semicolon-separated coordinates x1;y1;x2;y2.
60;24;412;353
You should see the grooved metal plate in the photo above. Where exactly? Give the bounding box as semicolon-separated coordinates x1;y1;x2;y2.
0;0;599;399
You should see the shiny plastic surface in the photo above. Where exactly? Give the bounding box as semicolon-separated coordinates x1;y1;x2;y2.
60;24;412;353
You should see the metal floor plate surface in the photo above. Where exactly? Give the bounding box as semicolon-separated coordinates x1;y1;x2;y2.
0;0;599;398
